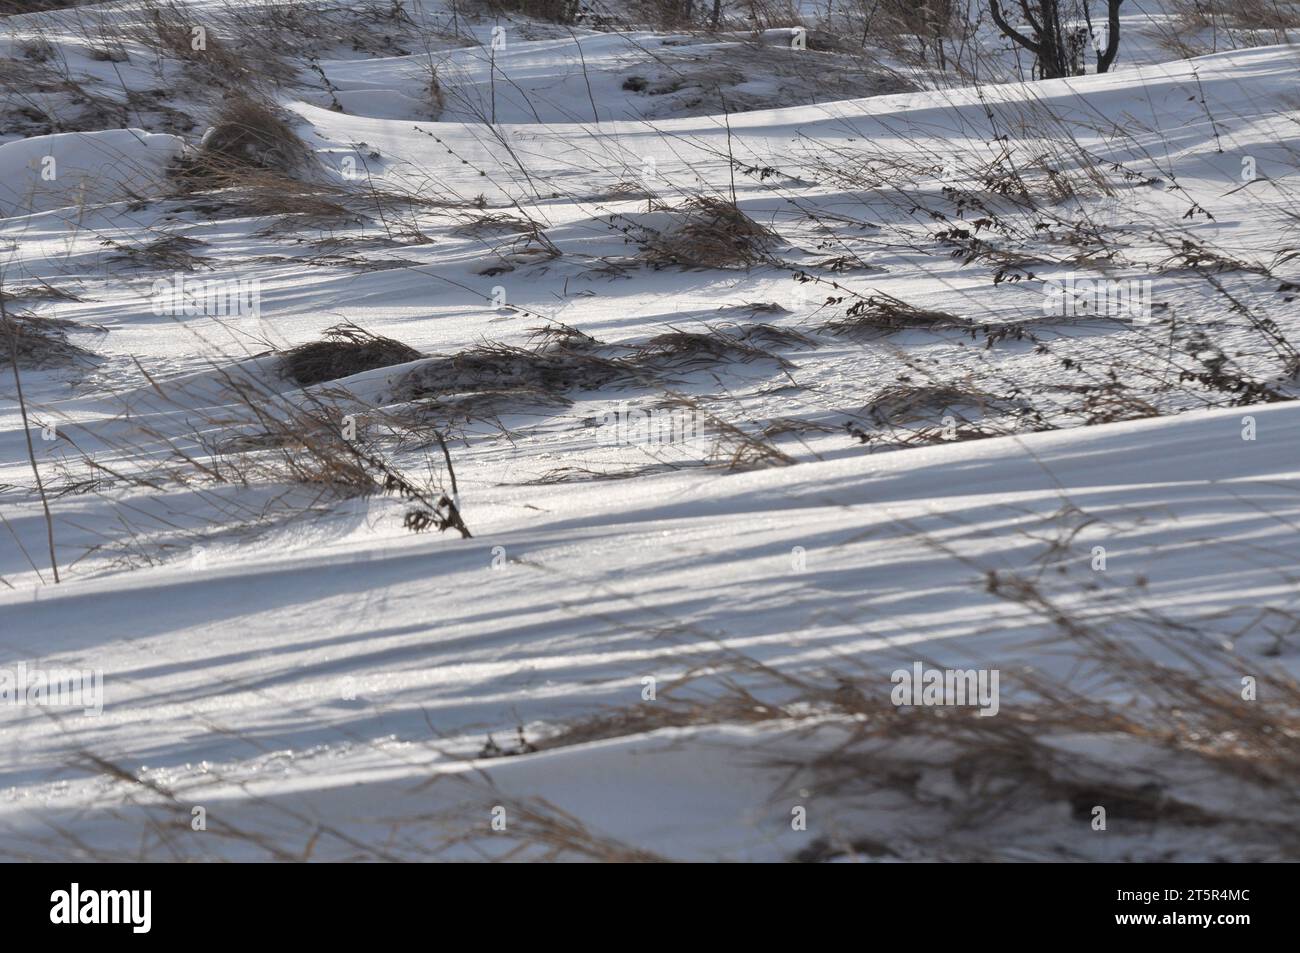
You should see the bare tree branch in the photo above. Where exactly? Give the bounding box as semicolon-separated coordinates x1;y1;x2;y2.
991;0;1043;57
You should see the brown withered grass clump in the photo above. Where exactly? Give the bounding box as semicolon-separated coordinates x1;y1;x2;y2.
281;323;422;387
174;95;317;186
105;233;208;271
170;95;438;230
170;96;319;198
640;197;781;270
526;572;1300;861
132;1;296;86
819;292;970;336
863;382;1003;426
394;322;799;404
0;312;96;369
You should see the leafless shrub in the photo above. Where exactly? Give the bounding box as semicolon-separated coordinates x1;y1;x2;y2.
418;57;446;118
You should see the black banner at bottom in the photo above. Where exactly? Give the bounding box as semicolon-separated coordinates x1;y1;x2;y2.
5;862;1283;939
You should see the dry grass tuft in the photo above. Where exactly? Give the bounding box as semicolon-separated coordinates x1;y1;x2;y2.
708;417;797;470
863;382;1001;426
528;573;1300;860
56;355;472;546
176;171;358;228
1170;0;1300;30
639;197;781;270
393;322;798;415
0;312;96;369
845;379;1039;449
104;233;208;271
638;326;793;369
281;323;423;387
0;284;81;306
731;322;820;351
133;1;294;86
452;212;540;238
175;95;317;183
399;339;639;402
819;292;969;336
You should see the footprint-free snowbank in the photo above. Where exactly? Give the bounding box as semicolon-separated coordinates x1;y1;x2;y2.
2;400;1298;859
0;129;183;218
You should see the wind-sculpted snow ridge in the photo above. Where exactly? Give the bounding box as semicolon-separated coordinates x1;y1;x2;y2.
3;402;1297;860
0;1;1297;861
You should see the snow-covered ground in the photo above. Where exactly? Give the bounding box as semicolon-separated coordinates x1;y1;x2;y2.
1;1;1297;861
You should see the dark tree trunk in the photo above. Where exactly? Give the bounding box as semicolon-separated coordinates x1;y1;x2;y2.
989;0;1124;80
1097;0;1123;73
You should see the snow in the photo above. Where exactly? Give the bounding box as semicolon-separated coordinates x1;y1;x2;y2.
0;0;1297;861
0;128;183;216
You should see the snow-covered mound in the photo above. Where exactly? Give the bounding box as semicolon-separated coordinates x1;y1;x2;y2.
3;399;1296;860
0;129;182;217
